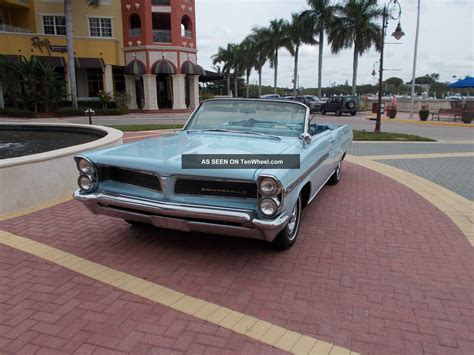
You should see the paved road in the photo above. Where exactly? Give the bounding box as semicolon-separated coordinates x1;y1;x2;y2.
317;113;474;142
1;161;473;354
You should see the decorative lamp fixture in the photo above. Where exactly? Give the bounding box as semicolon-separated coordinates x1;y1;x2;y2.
181;4;185;10
134;2;140;9
392;22;405;40
188;7;193;12
189;43;194;48
128;41;133;47
136;40;142;46
371;69;376;77
125;4;131;10
182;42;187;47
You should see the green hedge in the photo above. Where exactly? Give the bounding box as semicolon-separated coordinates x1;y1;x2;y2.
55;107;123;117
58;100;117;109
2;108;36;118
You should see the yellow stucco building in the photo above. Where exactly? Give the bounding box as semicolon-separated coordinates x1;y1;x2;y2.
0;0;125;101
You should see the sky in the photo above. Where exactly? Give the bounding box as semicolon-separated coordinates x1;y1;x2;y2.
195;0;474;89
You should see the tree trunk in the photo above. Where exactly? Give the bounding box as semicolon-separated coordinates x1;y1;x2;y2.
246;71;250;98
65;0;78;108
273;49;278;94
318;31;324;98
352;45;358;96
258;66;262;98
293;45;299;97
234;71;238;97
227;75;231;96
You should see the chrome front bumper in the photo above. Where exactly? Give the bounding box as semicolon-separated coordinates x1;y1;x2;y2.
73;190;289;242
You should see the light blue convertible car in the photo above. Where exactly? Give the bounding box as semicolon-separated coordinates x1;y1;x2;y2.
73;99;352;249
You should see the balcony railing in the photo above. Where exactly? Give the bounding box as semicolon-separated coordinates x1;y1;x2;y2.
0;23;32;34
128;28;142;37
183;30;193;39
151;0;170;5
153;29;171;43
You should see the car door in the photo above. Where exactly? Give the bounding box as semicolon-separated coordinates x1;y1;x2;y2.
304;130;334;197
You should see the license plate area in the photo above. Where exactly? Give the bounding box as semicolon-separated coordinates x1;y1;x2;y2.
150;216;191;232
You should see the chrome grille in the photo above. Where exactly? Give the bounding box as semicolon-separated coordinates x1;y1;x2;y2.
174;178;257;198
98;166;161;191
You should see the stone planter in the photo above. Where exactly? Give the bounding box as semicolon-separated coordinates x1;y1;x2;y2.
387;108;397;119
461;111;474;124
419;110;429;121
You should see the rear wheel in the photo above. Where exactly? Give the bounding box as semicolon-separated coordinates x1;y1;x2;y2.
321;108;326;115
273;197;301;250
327;161;342;185
351;111;357;116
336;109;342;116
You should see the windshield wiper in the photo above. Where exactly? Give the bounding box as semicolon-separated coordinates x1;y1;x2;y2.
187;129;281;140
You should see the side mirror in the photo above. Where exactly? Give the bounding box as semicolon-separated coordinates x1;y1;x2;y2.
299;133;312;145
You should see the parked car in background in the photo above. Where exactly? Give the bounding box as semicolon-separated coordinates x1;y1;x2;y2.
321;96;359;116
261;94;281;99
286;95;321;113
73;99;352;250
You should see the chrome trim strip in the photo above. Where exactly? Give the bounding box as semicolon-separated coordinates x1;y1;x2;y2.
285;152;330;193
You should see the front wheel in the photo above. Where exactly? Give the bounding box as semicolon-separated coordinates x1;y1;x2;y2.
321;108;326;115
327;161;342;185
273;197;301;250
351;111;357;116
336;109;342;116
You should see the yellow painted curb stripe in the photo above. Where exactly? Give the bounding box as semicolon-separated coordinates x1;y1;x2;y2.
0;231;356;355
347;155;474;246
0;195;72;222
362;152;474;161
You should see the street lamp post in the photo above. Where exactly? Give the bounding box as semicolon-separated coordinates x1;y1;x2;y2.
375;0;405;133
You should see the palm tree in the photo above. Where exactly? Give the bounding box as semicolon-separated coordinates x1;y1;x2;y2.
258;19;291;94
329;0;382;95
288;13;318;96
64;0;102;109
212;43;243;97
301;0;336;98
239;37;259;98
248;28;269;98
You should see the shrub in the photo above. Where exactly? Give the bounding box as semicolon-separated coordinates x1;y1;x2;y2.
57;100;117;109
3;107;36;118
55;107;84;117
95;108;122;116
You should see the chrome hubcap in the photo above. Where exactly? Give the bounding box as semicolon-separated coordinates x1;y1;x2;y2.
287;202;299;240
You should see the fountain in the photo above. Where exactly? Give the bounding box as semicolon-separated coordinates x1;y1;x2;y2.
0;123;123;214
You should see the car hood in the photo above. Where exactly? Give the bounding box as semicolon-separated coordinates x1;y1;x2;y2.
85;131;299;181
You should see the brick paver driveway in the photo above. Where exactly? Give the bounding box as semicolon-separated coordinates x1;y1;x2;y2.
1;154;473;354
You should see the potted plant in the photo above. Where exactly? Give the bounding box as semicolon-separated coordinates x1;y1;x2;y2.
461;111;473;124
387;105;397;119
419;104;429;121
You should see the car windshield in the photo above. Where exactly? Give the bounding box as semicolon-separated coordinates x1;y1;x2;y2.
185;100;307;137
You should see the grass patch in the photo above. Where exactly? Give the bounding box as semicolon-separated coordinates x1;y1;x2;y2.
353;130;435;142
108;124;183;131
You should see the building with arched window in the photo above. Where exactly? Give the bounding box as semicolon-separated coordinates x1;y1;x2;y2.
121;0;203;111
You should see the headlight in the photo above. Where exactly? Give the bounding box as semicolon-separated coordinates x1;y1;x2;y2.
78;174;96;191
259;197;279;217
259;177;280;197
76;157;94;174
